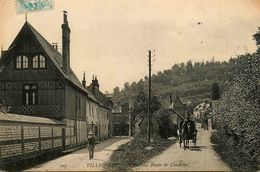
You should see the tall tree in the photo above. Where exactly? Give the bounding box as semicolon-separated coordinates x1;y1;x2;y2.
186;60;193;74
129;91;161;136
212;82;220;100
124;82;130;91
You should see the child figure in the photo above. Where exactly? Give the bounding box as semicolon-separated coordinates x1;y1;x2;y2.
87;131;95;160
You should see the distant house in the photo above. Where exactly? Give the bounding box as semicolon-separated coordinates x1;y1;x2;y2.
171;97;188;118
112;103;129;136
193;100;211;119
0;12;112;147
157;96;187;136
87;76;113;139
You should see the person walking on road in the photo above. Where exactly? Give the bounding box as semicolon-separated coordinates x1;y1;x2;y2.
87;130;95;160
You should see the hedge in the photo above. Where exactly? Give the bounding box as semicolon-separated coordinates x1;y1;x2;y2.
213;54;260;171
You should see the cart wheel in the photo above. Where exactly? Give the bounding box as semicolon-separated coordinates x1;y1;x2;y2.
183;140;187;150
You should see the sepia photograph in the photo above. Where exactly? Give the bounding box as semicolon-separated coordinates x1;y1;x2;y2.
0;0;259;171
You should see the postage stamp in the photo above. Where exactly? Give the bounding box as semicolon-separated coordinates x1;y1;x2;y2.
16;0;54;14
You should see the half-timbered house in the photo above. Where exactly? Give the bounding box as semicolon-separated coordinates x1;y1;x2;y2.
0;12;112;148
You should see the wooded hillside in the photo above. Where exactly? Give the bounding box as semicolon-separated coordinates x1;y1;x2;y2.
112;59;233;105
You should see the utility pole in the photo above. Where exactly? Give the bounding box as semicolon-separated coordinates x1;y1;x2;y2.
148;50;151;143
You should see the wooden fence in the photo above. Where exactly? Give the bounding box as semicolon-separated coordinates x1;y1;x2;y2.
0;112;65;166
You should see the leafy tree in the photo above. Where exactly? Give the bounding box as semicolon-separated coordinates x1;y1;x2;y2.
171;64;181;75
186;60;193;74
113;87;120;95
129;91;162;136
211;82;220;100
252;27;260;52
124;82;130;91
179;63;185;75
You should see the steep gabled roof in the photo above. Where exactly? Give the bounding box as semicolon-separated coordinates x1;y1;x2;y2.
26;22;64;71
173;96;186;107
1;22;106;107
194;102;211;111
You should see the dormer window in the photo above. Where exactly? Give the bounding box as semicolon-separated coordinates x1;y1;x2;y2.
39;55;46;68
33;55;46;69
16;55;28;69
16;56;22;68
32;56;38;68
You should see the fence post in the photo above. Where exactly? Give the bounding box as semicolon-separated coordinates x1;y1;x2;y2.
38;126;41;151
51;127;54;148
21;126;24;154
62;128;65;150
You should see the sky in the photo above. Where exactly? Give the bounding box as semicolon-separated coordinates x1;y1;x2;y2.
0;0;260;93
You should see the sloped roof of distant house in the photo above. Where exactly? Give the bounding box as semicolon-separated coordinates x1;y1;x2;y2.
88;84;112;107
0;22;107;108
112;104;122;113
105;93;113;98
194;102;211;111
173;97;186;107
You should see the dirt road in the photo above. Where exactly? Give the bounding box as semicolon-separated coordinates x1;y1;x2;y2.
27;137;132;171
134;130;231;171
27;130;230;171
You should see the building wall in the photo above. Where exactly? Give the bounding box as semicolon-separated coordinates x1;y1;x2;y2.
98;106;109;140
87;100;99;126
85;99;110;140
112;104;129;136
64;118;87;147
64;84;86;121
112;113;129;136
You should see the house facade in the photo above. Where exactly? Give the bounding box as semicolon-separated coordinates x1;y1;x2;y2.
112;103;129;136
0;12;112;147
193;101;211;119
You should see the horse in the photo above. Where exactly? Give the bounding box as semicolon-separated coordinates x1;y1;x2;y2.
180;120;197;150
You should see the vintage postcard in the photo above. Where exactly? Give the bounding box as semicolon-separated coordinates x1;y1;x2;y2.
0;0;259;171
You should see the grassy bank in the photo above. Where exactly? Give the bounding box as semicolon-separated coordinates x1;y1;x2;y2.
211;131;259;171
103;134;177;171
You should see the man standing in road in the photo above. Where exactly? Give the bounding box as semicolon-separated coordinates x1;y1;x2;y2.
87;131;95;160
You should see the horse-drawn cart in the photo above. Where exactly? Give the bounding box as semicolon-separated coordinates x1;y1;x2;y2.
178;118;197;150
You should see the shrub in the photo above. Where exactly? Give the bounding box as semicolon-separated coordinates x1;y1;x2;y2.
213;53;260;170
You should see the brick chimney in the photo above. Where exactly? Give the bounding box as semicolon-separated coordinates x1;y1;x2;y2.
61;11;70;74
52;43;58;51
82;72;86;88
91;75;99;93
